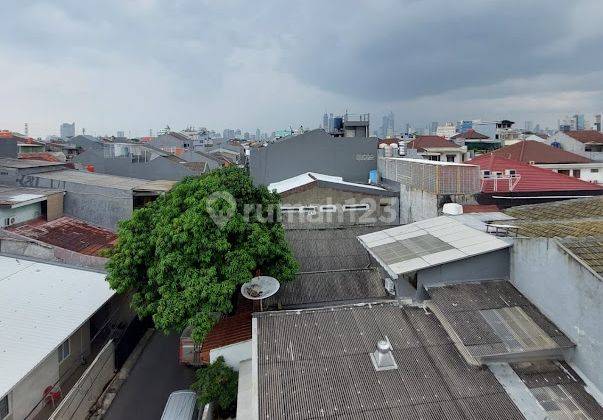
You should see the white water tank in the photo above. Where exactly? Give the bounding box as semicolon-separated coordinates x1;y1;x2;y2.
442;203;463;215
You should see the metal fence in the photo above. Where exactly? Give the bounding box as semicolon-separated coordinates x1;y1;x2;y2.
49;340;115;420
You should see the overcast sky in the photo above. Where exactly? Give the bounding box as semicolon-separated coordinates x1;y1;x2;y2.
2;0;603;137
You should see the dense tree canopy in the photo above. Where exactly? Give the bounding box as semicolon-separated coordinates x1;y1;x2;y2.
107;167;298;342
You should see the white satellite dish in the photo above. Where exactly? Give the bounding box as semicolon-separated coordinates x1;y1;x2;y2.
241;276;280;300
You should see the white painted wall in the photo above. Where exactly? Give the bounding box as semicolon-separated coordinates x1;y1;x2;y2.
209;340;252;371
10;352;59;420
510;238;603;392
0;202;41;227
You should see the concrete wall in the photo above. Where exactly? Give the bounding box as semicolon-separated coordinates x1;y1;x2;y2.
510;238;603;391
0;202;42;226
8;352;59;420
415;248;511;300
0;139;18;158
58;322;91;378
19;175;133;231
399;187;439;224
209;340;252;371
548;132;603;162
49;340;115;420
74;149;196;181
280;184;399;228
0;165;67;186
250;129;377;185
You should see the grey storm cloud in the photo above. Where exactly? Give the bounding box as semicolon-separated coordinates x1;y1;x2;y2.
0;0;602;135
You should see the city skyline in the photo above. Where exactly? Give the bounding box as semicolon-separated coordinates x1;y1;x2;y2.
2;1;603;138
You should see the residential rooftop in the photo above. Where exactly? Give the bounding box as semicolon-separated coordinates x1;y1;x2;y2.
0;255;114;398
499;197;603;238
265;226;390;309
257;302;525;420
426;280;574;365
408;135;462;150
451;129;490;140
0;185;63;207
268;172;390;195
490;140;593;164
32;169;176;192
358;216;511;277
6;216;117;256
564;130;603;144
0;157;66;169
467;154;603;193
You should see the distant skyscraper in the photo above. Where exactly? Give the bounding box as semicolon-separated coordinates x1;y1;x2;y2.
116;130;125;138
323;113;329;131
256;128;261;140
60;122;75;139
429;122;438;135
524;121;533;132
594;114;602;132
573;114;585;131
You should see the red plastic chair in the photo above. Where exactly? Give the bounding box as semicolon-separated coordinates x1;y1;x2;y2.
43;385;62;408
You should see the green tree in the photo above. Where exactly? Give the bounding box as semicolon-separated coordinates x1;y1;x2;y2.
192;357;238;416
106;167;298;341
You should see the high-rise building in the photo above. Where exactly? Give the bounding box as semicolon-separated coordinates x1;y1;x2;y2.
524;121;533;132
256;128;261;140
328;113;334;133
322;113;329;131
429;122;438;135
116;130;125;138
378;112;395;138
594;114;602;132
60;122;75;139
573;114;585;131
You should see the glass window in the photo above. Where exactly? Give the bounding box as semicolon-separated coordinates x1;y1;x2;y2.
0;394;9;420
343;204;370;211
58;339;70;364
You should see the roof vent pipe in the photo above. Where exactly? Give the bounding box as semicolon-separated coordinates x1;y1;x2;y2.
370;338;398;371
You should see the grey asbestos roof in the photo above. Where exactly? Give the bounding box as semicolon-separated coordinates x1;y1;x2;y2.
510;360;603;419
0;157;65;169
265;227;389;309
256;302;526;420
426;281;574;364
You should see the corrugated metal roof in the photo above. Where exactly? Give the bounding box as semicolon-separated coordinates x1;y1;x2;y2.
358;216;511;276
0;256;114;397
265;227;389;309
268;172;386;194
426;281;573;363
256;302;526;420
7;216;117;256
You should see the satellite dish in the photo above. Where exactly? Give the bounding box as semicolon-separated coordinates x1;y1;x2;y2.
241;276;280;300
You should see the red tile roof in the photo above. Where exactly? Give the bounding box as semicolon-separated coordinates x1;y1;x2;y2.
451;129;490;140
565;130;603;144
7;216;117;256
18;152;62;162
466;154;603;193
408;136;461;151
490;140;592;164
199;311;252;364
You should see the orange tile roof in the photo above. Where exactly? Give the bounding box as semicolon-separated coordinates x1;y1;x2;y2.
18;152;62;162
491;140;592;164
565;130;603;144
200;311;252;364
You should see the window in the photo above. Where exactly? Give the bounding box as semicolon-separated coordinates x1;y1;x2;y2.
319;205;337;213
0;394;8;420
427;155;439;161
558;170;570;176
58;339;70;364
343;203;370;212
572;169;581;178
591;168;599;173
446;155;456;162
481;170;491;178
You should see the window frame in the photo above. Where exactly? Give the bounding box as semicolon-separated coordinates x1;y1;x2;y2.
0;393;10;420
58;339;70;364
342;203;371;212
